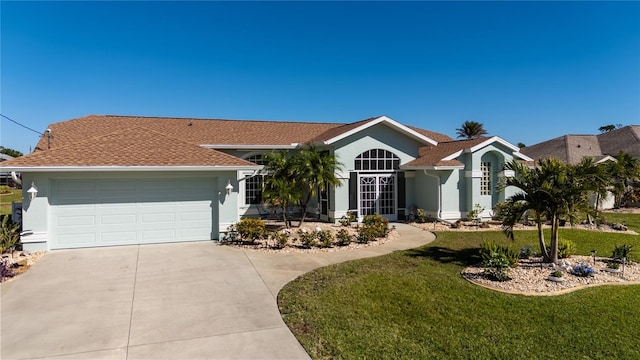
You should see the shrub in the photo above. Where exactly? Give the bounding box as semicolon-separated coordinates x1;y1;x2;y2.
318;230;334;248
0;216;21;253
492;201;510;221
558;239;576;259
335;229;353;246
612;244;634;261
356;226;377;243
573;262;594;277
480;240;518;267
298;230;317;248
0;258;12;281
481;251;511;281
235;218;266;243
361;214;389;238
550;270;564;278
271;231;290;249
0;185;11;194
416;208;427;223
520;245;534;259
607;261;620;270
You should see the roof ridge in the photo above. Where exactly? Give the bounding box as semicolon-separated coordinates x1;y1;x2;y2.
98;114;346;126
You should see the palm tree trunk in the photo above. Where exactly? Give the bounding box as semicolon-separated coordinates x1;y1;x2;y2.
549;215;559;264
537;214;550;262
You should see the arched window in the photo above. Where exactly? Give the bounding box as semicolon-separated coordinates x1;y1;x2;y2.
244;154;265;205
354;149;400;171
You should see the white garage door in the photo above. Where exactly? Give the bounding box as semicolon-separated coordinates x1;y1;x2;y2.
50;178;217;249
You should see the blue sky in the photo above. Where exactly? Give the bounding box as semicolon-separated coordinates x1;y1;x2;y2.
1;1;639;155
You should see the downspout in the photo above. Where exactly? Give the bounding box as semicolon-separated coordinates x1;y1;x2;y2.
423;170;452;224
11;172;22;186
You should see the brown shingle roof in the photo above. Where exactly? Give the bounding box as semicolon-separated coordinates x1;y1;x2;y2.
34;115;344;151
523;135;604;165
403;137;488;167
597;125;640;157
4;127;257;168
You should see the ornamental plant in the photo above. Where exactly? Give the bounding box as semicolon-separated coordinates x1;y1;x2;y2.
606;261;620;270
550;270;564;278
235;218;266;243
612;244;634;262
0;258;12;281
573;262;595;277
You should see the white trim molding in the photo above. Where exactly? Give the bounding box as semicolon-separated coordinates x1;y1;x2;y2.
323;116;438;146
0;165;262;172
465;170;483;178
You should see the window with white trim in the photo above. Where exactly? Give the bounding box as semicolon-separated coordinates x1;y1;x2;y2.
354;149;400;171
245;155;265;205
481;161;491;195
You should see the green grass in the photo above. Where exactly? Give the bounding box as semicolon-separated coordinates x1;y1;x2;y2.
601;212;640;233
279;221;640;359
0;189;22;215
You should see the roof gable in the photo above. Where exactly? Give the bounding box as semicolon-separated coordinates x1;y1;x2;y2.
402;136;529;168
3;126;258;169
315;116;440;146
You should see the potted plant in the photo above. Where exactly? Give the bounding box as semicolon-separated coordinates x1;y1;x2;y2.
606;261;621;273
548;270;565;282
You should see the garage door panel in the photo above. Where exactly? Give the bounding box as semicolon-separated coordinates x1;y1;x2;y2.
50;178;217;249
100;231;138;244
101;214;137;225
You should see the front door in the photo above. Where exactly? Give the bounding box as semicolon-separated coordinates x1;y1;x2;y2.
358;174;396;221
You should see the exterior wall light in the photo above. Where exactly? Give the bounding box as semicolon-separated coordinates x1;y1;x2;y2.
225;180;234;195
27;182;38;200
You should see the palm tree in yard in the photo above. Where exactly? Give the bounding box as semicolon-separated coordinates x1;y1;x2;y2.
501;157;609;264
292;144;343;227
456;120;488;139
262;151;302;228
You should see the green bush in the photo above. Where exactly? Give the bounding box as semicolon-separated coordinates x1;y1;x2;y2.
318;230;334;248
361;214;390;238
0;216;20;253
612;244;634;262
335;229;353;246
298;230;317;248
558;239;576;259
519;245;534;259
271;231;290;249
0;185;11;194
480;239;518;267
492;201;510;221
235;218;266;243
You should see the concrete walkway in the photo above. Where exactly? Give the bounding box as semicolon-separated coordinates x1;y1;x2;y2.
1;223;433;360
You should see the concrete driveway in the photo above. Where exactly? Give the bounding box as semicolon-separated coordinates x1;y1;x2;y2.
1;224;433;360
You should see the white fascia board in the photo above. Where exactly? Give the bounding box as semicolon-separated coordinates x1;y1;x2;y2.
200;144;298;150
469;136;520;153
0;165;263;172
596;156;616;164
323;116;438;146
400;165;463;170
441;150;463;161
513;152;534;161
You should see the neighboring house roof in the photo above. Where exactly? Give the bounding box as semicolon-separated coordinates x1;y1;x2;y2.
2;127;259;170
0;154;15;161
522;126;640;164
597;125;640;158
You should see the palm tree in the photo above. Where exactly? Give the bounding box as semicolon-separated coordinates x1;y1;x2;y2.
291;144;343;227
606;151;640;207
262;151;302;228
501;158;608;264
456;120;488;139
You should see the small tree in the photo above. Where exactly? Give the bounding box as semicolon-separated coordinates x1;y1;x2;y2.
606;152;640;208
291;144;343;227
262;151;302;228
501;158;608;264
0;146;23;158
456;120;488;139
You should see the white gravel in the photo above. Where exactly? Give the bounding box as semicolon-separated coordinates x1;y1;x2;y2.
462;255;640;295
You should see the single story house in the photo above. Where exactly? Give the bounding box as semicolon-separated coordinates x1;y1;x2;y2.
0;114;532;251
521;125;640;209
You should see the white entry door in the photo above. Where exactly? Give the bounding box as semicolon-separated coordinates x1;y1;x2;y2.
358;174;396;221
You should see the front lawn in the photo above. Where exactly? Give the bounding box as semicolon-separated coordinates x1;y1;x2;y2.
279;225;640;359
0;189;22;215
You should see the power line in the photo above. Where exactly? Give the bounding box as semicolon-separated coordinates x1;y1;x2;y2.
0;113;43;136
